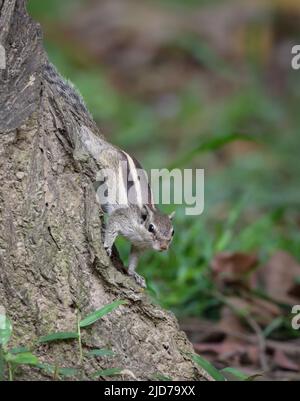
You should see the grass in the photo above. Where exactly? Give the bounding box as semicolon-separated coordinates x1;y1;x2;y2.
0;301;126;381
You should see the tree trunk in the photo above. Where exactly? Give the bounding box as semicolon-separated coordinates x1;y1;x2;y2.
0;0;206;381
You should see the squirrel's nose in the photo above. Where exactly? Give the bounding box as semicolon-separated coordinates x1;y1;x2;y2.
160;243;168;251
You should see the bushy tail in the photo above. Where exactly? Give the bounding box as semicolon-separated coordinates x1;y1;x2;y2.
42;61;91;117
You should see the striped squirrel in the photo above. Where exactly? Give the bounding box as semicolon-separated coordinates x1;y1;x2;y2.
43;62;174;288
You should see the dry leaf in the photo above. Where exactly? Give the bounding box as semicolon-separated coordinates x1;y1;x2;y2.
273;350;300;372
211;252;258;285
255;251;300;304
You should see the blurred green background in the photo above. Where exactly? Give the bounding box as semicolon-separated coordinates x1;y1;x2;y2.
28;0;300;363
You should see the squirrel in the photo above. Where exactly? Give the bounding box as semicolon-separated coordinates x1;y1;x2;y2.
43;62;175;288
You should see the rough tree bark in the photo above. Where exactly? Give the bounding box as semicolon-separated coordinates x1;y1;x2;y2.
0;0;207;380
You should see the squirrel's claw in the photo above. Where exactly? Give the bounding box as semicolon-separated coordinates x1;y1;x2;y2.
104;245;112;257
128;269;146;288
133;272;146;288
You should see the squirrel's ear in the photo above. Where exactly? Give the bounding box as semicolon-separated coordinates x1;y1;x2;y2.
144;204;153;215
141;211;147;222
141;205;150;222
169;211;175;220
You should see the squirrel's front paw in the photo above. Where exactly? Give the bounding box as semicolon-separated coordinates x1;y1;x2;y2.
104;245;112;257
128;269;146;288
133;272;147;288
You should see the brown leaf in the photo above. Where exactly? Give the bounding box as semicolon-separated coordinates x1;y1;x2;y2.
222;296;280;326
273;350;300;372
250;297;281;325
219;304;248;337
255;251;300;304
218;306;260;365
211;252;258;285
194;342;250;363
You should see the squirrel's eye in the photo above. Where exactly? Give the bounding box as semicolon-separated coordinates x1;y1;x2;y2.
148;224;155;233
171;229;175;236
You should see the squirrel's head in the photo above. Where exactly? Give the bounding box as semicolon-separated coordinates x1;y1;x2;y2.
140;205;175;252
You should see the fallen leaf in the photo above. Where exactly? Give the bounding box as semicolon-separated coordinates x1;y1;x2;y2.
273;350;300;372
219;304;248;335
255;251;300;304
211;252;258;285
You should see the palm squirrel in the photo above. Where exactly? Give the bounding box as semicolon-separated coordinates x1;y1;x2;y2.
43;62;174;288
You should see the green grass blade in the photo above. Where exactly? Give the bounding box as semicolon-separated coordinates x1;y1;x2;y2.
9;347;30;355
80;300;127;328
221;367;263;381
93;368;123;378
5;352;39;366
37;363;53;375
37;363;79;378
246;373;264;381
86;349;115;358
263;317;284;338
57;367;79;377
37;331;79;344
0;314;12;346
169;133;256;169
221;367;248;381
153;373;172;381
189;353;226;381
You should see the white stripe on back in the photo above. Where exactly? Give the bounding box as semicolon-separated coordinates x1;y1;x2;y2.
124;152;143;208
117;159;128;206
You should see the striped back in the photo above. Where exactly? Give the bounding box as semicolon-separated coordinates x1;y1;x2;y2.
119;151;155;210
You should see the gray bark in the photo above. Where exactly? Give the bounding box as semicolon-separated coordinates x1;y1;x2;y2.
0;0;206;380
